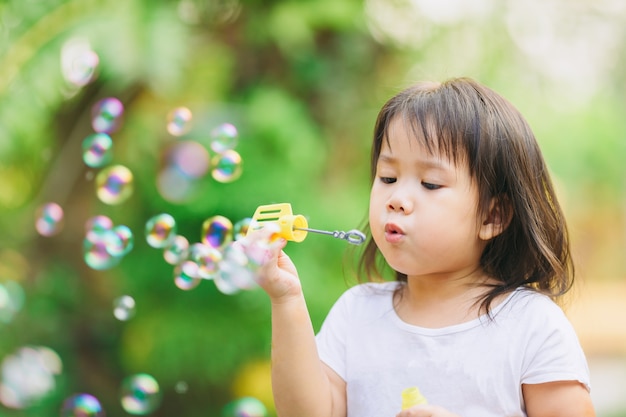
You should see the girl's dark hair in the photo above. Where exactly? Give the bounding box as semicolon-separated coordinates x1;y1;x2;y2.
359;77;574;313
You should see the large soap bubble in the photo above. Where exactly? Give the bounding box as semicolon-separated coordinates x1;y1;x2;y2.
95;165;134;205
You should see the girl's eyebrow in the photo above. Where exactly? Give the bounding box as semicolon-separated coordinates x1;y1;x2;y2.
378;153;451;171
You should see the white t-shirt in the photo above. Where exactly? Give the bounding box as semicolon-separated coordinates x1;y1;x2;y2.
315;282;590;417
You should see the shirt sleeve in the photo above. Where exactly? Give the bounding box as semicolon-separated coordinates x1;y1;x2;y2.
520;296;591;391
315;289;352;382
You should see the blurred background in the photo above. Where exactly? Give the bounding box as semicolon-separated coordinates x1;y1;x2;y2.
0;0;625;416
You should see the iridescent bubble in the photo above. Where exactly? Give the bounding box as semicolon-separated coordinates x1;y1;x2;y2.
0;346;62;409
35;202;64;237
163;235;189;265
0;281;25;324
85;215;114;234
222;397;268;417
82;133;113;168
233;217;252;241
61;38;99;87
83;229;122;270
120;373;161;415
201;215;233;249
92;97;124;133
173;261;201;290
168;141;210;179
145;214;177;249
214;242;257;295
210;123;238;153
211;150;242;183
106;225;134;257
60;393;105;417
166;107;193;136
113;295;136;321
189;243;222;279
95;165;134;205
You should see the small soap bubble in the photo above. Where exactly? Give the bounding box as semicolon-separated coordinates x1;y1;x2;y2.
210;123;238;153
82;133;113;168
189;243;222;279
35;202;64;237
211;150;242;183
233;217;252;241
201;215;233;249
222;396;268;417
92;97;124;133
168;141;210;179
106;225;134;257
95;165;134;205
145;214;177;249
120;373;162;415
83;229;122;270
113;295;136;321
0;346;62;409
166;107;193;136
163;235;189;265
173;261;202;290
60;393;105;417
85;215;114;233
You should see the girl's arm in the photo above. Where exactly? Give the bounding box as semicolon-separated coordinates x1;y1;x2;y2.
252;232;346;417
523;381;595;417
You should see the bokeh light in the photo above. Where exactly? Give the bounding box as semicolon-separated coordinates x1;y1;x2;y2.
210;122;238;153
95;165;134;205
91;97;124;133
0;280;24;324
120;373;162;415
35;202;64;237
222;396;268;417
211;150;243;183
113;295;136;321
168;140;210;179
145;214;177;249
0;346;62;409
60;393;105;417
82;133;113;168
166;107;193;136
61;37;99;87
201;215;233;249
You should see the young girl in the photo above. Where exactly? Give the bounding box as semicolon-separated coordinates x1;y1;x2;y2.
249;78;595;417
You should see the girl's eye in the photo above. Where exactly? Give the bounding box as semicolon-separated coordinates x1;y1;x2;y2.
421;181;441;190
379;177;396;184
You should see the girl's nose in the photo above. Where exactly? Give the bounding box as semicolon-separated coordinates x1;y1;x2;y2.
387;192;413;214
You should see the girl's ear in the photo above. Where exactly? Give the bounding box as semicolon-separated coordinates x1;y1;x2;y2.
479;195;513;241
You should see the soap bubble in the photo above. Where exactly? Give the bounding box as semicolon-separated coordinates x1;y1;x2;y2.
85;215;114;234
222;396;268;417
92;97;124;133
189;243;222;279
82;133;113;168
106;225;134;257
214;243;257;295
0;346;62;409
0;281;25;323
233;217;252;241
166;107;193;136
61;38;99;87
113;295;136;321
211;150;242;183
210;123;238;153
35;202;64;237
60;393;105;417
201;215;233;249
168;141;210;179
163;235;189;265
120;373;161;415
173;261;201;290
145;214;177;249
83;229;122;270
95;165;134;205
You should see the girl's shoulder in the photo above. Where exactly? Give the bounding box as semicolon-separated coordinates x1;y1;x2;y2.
495;287;570;325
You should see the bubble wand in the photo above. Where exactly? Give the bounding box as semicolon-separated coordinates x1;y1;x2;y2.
248;203;366;245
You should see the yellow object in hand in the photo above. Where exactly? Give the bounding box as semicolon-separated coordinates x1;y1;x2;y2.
401;386;428;410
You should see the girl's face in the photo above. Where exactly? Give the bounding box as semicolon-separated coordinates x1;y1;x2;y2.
369;118;487;280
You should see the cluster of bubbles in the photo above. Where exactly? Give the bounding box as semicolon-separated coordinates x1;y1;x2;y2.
23;36;267;417
145;213;264;294
159;107;243;203
83;215;134;271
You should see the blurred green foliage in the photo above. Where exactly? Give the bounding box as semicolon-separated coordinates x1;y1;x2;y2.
0;0;625;416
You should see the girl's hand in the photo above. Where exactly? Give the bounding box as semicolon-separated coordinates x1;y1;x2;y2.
241;224;302;303
396;405;461;417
